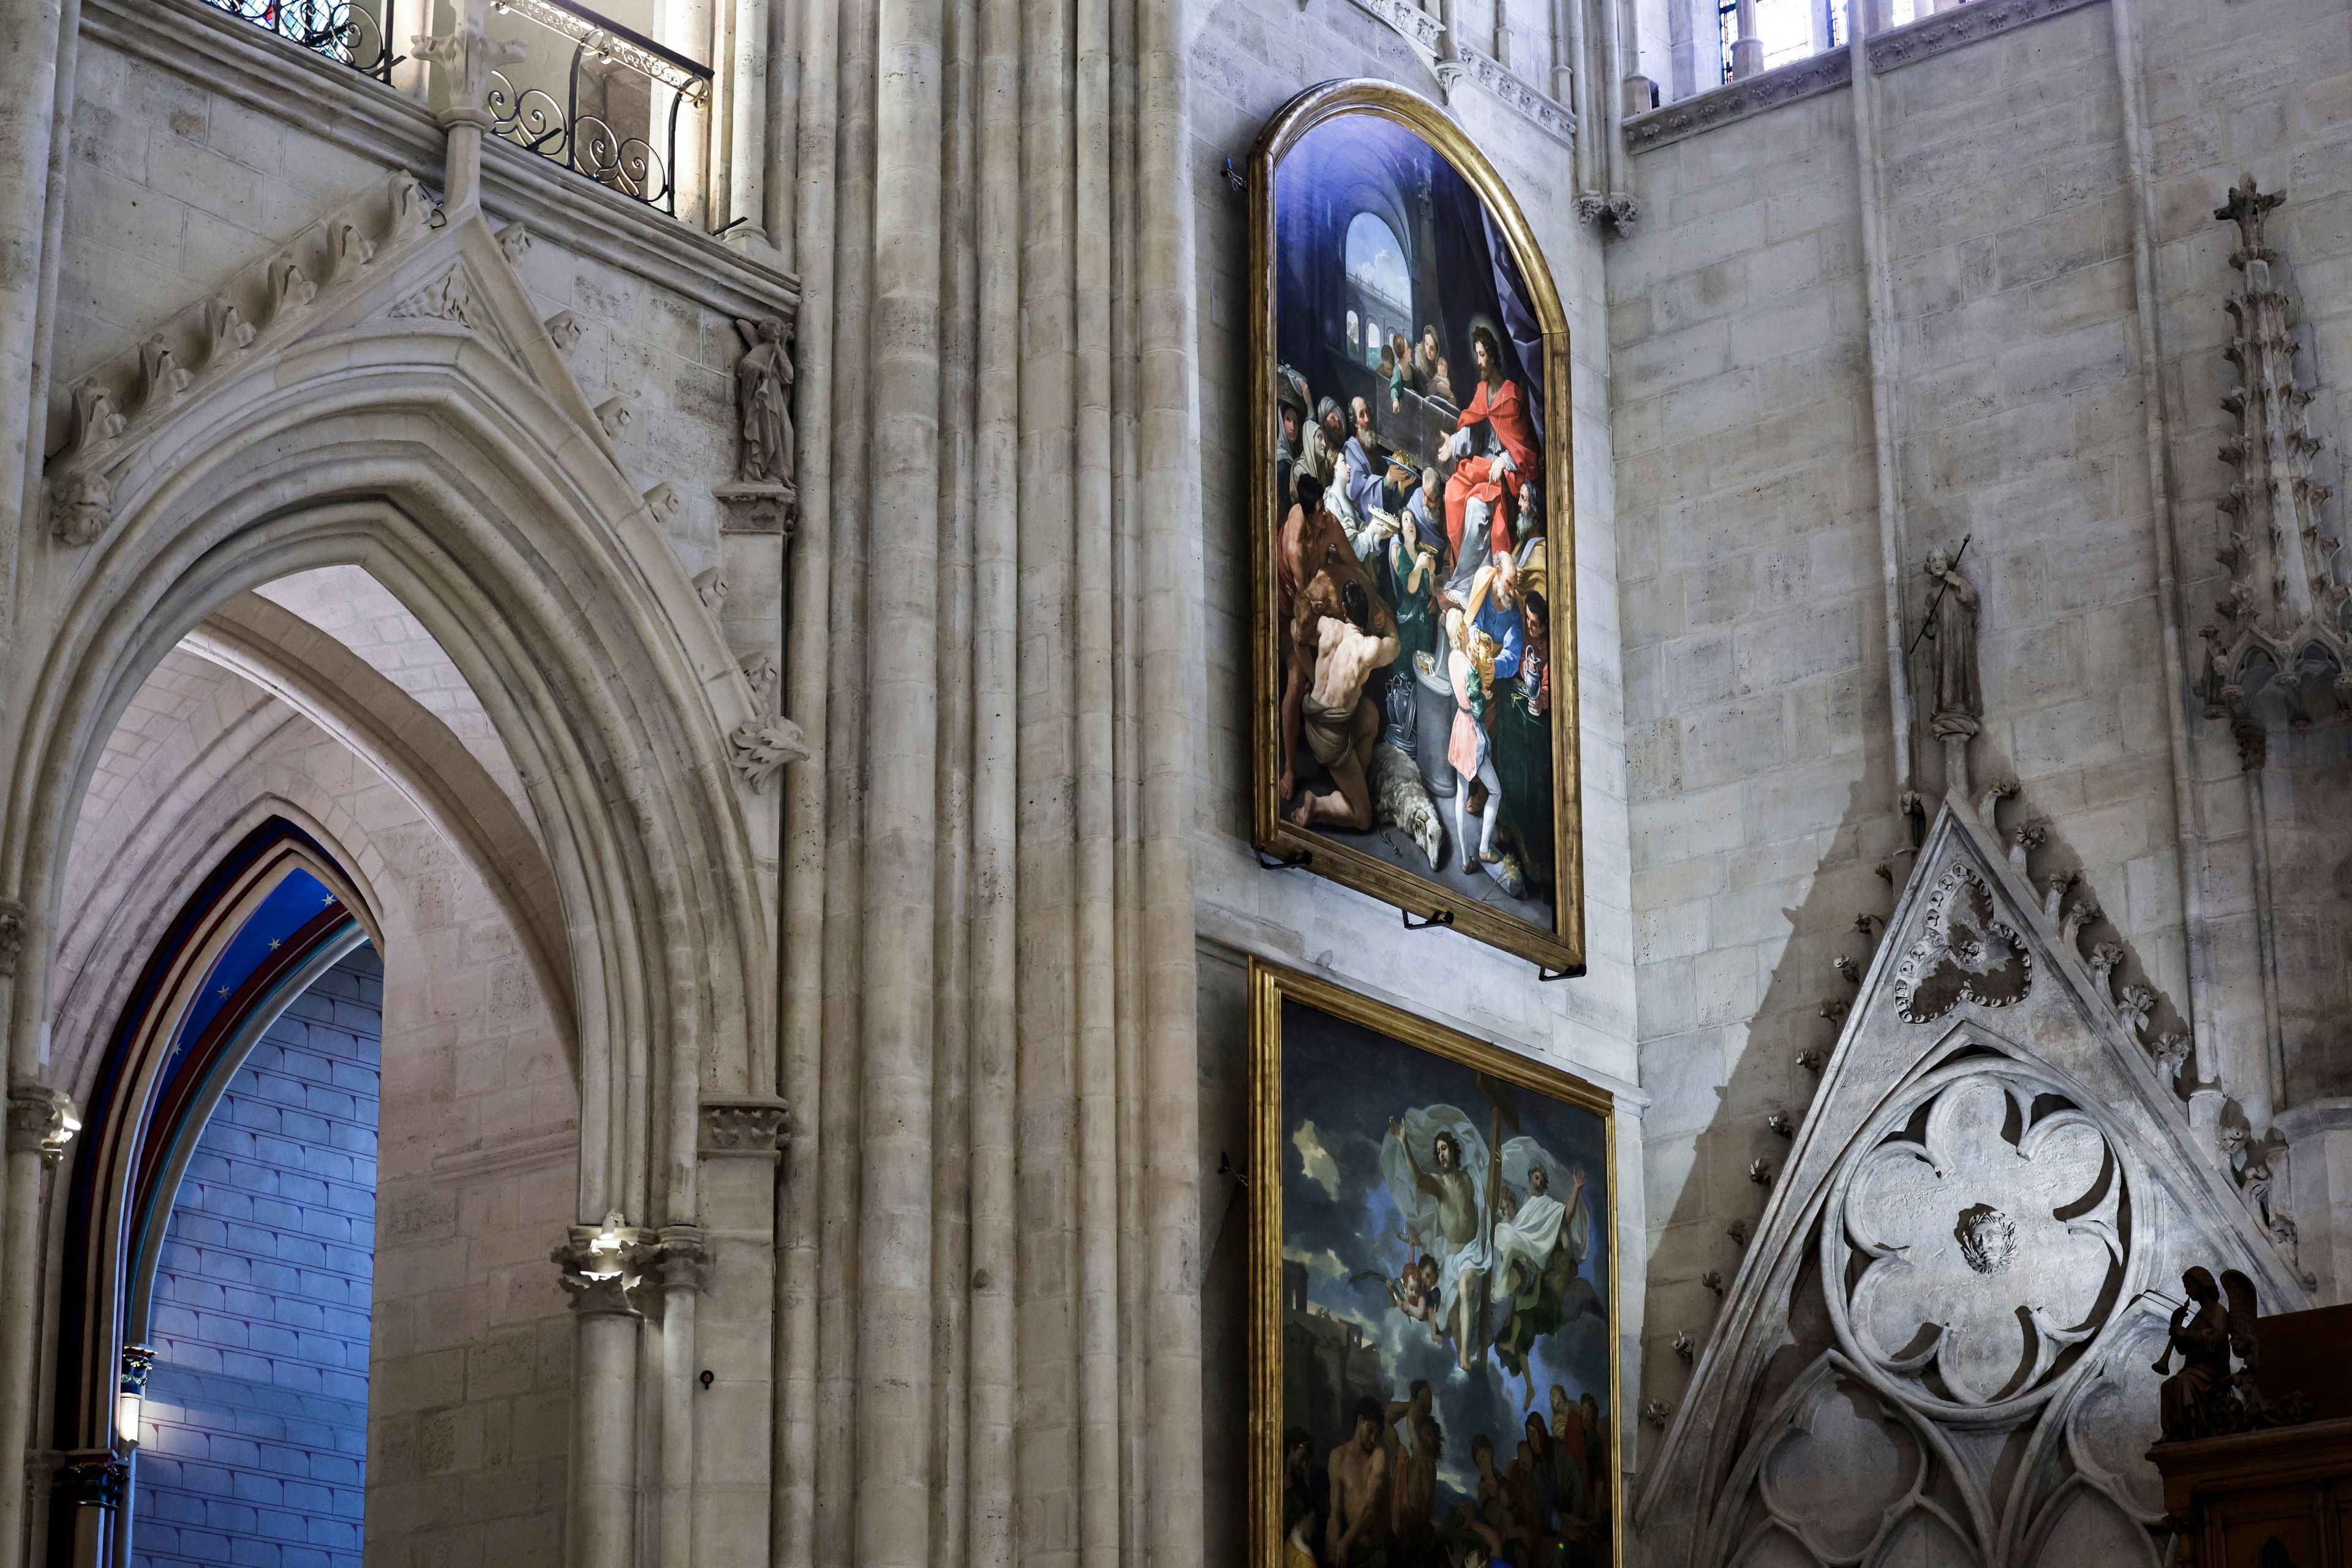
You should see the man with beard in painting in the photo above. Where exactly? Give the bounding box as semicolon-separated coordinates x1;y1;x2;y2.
1442;326;1538;573
1277;474;1356;805
1328;1396;1395;1567
1283;1427;1324;1568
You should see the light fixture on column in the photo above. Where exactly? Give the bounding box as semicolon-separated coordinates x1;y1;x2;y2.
116;1345;154;1448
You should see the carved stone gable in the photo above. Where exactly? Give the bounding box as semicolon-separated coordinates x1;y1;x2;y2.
1634;801;2310;1568
40;176;621;552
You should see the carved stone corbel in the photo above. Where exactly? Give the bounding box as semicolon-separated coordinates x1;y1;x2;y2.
49;470;113;549
729;718;807;794
699;1097;789;1160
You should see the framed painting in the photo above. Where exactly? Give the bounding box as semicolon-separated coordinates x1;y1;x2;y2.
1250;960;1620;1568
1250;81;1583;974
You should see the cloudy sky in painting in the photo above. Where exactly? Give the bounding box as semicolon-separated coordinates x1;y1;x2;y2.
1280;997;1611;1506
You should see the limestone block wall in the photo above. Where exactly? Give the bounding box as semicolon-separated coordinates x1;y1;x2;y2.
500;231;749;587
1605;0;2352;1481
1607;78;1888;1455
133;948;384;1568
1184;3;1643;1553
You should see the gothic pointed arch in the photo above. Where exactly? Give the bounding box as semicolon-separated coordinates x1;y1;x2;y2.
3;182;782;1252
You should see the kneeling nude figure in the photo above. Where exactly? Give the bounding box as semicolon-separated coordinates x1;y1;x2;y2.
1289;573;1399;832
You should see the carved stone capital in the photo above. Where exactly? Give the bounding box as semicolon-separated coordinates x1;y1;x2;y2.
8;1086;79;1166
552;1212;659;1315
654;1224;714;1293
701;1097;790;1159
53;1452;127;1509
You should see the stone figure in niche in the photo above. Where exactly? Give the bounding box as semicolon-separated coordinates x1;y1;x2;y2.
1921;547;1981;738
732;315;794;487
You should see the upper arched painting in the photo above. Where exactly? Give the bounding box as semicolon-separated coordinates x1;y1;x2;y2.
1251;81;1583;974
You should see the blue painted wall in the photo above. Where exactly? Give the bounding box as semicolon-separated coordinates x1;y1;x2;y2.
130;947;383;1568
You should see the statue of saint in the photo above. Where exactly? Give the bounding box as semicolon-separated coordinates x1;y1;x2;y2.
731;316;796;488
1921;548;1981;737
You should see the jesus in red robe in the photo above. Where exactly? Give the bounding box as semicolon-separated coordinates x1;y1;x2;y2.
1443;326;1539;571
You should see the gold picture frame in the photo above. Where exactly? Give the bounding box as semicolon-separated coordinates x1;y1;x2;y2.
1250;81;1585;974
1250;959;1622;1568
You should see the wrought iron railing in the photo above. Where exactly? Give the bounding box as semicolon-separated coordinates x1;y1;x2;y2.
484;0;710;216
200;0;397;80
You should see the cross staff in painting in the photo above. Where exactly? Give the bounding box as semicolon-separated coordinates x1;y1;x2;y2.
1381;1081;1600;1379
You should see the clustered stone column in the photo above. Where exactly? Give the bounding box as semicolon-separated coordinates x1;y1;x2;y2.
769;0;1207;1555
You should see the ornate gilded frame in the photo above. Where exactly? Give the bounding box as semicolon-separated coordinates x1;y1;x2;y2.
1248;958;1623;1567
1250;80;1585;973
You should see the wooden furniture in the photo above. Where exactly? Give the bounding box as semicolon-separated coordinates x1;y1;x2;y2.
2152;1303;2352;1568
2154;1417;2352;1567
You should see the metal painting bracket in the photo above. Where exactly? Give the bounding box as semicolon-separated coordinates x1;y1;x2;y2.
1255;848;1311;871
1401;907;1454;931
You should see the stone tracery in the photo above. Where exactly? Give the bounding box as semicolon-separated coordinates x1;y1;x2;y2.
1834;1069;2125;1411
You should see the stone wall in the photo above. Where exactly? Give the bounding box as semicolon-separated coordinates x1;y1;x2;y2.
1605;0;2352;1506
134;948;383;1568
1183;0;1645;1544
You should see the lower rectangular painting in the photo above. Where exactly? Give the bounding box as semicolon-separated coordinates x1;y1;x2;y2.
1250;959;1620;1568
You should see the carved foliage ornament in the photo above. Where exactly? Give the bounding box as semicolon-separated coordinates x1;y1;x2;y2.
1829;1066;2127;1417
1891;863;2031;1023
44;170;434;549
701;1098;788;1157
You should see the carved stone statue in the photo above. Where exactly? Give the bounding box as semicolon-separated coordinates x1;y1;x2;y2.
2154;1265;2309;1441
2155;1267;2239;1441
732;315;794;487
1921;548;1981;738
714;316;798;533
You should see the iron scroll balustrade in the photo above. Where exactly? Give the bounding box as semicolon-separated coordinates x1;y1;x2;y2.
197;0;397;80
484;0;712;217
